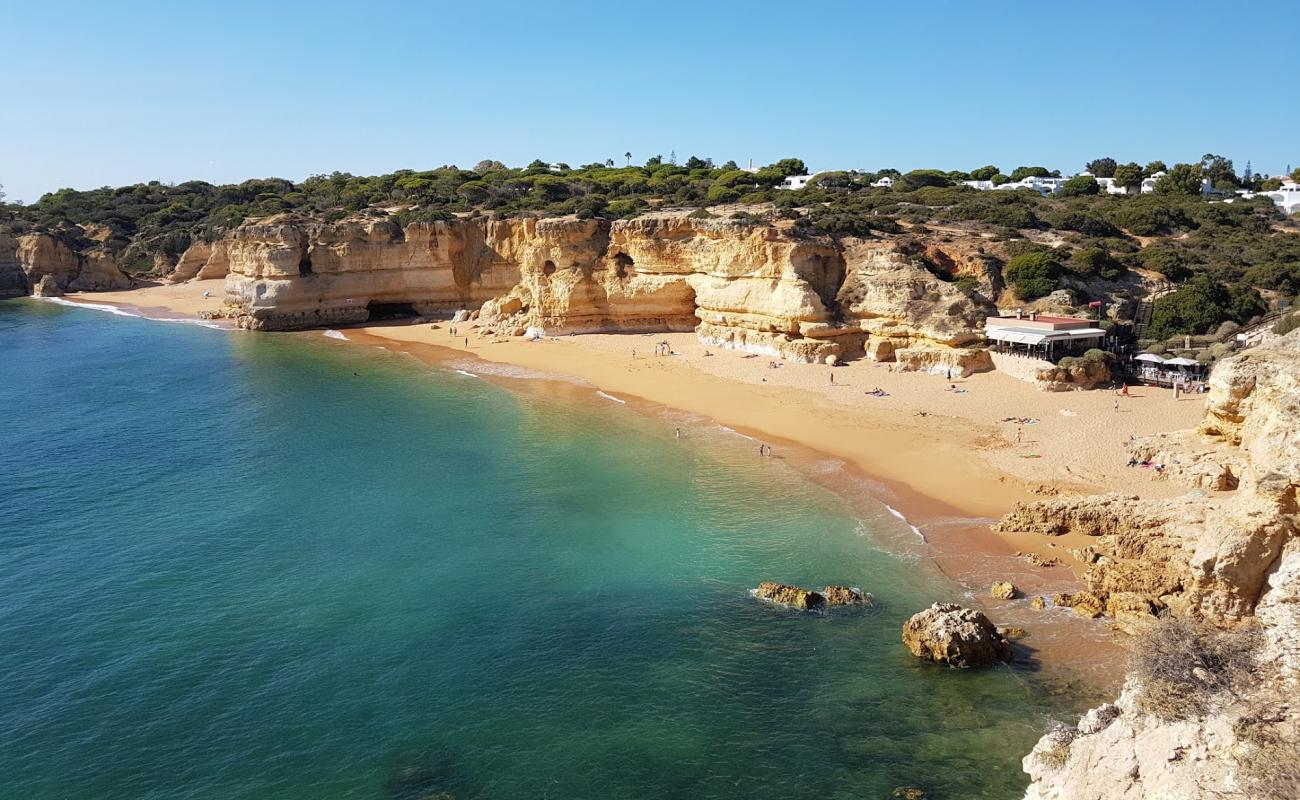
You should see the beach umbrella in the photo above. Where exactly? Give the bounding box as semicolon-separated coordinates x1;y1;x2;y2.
1134;353;1166;363
1163;357;1198;366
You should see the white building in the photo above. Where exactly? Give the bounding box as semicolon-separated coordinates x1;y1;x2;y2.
1232;179;1300;215
778;174;816;190
870;176;894;188
994;176;1069;196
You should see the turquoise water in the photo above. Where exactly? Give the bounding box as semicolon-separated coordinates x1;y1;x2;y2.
1;300;1079;799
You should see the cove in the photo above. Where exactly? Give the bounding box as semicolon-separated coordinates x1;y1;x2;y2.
0;300;1091;799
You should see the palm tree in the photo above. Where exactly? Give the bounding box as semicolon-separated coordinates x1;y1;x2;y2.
624;151;632;166
605;158;614;168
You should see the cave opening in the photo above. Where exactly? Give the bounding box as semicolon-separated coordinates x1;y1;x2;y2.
543;259;556;276
613;252;634;279
298;253;313;276
809;253;846;323
366;301;420;321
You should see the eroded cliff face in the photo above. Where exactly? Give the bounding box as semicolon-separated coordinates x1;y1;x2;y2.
215;212;995;364
221;218;521;330
1015;330;1300;800
0;232;131;294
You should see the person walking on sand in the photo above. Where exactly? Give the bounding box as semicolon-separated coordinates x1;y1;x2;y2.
829;371;834;385
946;368;952;381
1114;398;1120;412
1015;427;1022;444
464;337;469;348
675;427;681;440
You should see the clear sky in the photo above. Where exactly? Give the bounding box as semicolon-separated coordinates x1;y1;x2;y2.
3;0;1296;203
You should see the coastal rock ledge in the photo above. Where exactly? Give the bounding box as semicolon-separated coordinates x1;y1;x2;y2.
901;602;1011;667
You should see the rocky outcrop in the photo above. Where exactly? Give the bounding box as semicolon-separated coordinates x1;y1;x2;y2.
168;240;230;282
822;585;870;606
990;581;1019;600
7;232;132;293
901;602;1011;667
1019;331;1300;800
1033;356;1112;391
753;582;825;610
0;232;29;297
32;274;63;297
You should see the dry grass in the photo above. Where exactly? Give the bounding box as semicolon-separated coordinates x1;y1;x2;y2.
1234;709;1300;800
1128;617;1263;721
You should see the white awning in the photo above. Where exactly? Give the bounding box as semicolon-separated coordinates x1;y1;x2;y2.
985;326;1048;345
986;325;1107;345
1134;353;1166;363
1163;357;1200;366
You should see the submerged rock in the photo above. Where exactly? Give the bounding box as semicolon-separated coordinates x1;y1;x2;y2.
754;582;825;610
901;602;1011;667
822;585;870;606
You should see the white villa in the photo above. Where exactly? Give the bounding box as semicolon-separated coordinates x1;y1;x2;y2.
1230;178;1300;215
871;176;894;188
779;174;817;190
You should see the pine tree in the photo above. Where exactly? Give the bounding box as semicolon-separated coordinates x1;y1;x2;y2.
1244;160;1252;182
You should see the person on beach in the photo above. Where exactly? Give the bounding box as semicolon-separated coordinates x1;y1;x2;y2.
946;368;952;381
1114;398;1120;412
464;337;469;348
1015;427;1023;444
675;427;681;440
829;371;834;385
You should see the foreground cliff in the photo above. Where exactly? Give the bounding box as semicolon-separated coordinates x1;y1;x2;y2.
1007;330;1300;799
198;211;997;366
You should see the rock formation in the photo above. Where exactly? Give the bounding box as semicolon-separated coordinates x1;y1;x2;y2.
822;585;870;606
990;581;1019;600
901;602;1011;667
1017;330;1300;799
0;232;30;297
206;212;997;363
753;582;826;610
32;274;63;297
3;232;132;293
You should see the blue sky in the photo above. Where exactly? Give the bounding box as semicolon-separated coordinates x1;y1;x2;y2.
2;0;1296;202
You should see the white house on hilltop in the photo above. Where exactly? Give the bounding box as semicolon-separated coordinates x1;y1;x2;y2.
871;176;894;188
779;174;817;190
1232;178;1300;215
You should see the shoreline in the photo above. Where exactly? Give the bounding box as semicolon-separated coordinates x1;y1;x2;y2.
33;281;1209;686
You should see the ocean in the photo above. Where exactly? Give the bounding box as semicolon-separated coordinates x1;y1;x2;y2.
0;299;1086;799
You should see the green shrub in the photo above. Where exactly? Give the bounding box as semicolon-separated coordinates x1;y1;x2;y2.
1004;251;1061;300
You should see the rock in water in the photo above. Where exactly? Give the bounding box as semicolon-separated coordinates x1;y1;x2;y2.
990;581;1020;600
901;602;1011;667
822;585;869;606
754;582;825;611
33;274;63;297
1052;591;1104;619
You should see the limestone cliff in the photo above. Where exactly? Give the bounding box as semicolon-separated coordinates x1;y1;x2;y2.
1015;330;1300;800
215;212;995;364
0;232;29;297
221;217;521;330
0;231;131;294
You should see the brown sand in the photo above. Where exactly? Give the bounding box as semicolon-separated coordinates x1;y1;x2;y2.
59;281;1208;682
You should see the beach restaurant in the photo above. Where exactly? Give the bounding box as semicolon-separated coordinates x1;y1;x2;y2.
1132;353;1207;387
984;312;1107;361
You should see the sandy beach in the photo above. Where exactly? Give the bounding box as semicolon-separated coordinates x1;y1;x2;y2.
63;280;1203;548
56;279;1208;675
